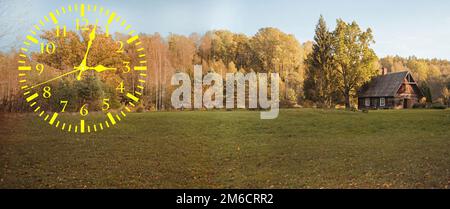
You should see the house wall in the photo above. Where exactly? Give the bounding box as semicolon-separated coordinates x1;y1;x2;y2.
387;98;396;108
397;80;420;108
398;79;416;95
395;96;419;109
358;97;395;109
358;96;419;109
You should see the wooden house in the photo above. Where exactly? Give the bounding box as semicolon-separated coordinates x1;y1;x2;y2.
358;69;423;109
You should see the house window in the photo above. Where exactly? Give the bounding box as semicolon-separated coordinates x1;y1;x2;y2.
380;98;386;107
365;98;370;107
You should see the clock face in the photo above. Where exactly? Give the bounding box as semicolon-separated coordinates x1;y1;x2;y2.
18;3;148;133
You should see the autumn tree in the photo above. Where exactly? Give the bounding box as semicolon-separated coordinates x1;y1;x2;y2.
0;51;25;112
250;27;304;105
211;30;236;65
168;34;196;74
333;19;378;108
232;33;251;70
140;33;172;110
442;87;449;105
198;31;213;65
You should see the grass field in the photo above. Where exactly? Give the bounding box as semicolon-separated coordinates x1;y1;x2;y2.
0;109;449;189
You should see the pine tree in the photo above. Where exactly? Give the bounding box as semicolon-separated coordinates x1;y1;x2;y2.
304;16;336;107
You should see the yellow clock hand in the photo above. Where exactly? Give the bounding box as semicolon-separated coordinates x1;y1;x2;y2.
76;23;98;80
28;68;82;90
75;65;117;72
79;28;96;67
89;65;117;73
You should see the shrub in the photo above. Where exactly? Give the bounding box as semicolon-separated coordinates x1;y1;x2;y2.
413;103;426;109
136;105;145;113
301;100;316;108
431;103;447;109
335;104;346;110
419;97;427;104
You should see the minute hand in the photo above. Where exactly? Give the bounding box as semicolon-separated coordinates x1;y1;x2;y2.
76;26;97;80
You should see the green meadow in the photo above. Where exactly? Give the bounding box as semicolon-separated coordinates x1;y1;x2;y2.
0;109;449;188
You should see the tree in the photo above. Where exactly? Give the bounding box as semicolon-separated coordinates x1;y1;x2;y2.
304;16;337;107
168;33;196;74
233;33;251;70
250;27;304;104
333;19;378;108
250;28;302;74
211;30;236;65
141;33;171;110
0;51;24;112
407;58;429;82
441;87;449;105
227;61;237;74
198;31;213;65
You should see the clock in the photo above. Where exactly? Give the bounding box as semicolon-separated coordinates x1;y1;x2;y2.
18;3;148;133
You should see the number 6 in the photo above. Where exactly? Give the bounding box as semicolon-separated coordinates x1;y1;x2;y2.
80;104;88;116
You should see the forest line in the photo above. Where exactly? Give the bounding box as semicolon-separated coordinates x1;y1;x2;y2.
0;16;449;112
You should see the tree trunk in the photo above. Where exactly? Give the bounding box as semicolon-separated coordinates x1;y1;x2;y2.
344;88;351;109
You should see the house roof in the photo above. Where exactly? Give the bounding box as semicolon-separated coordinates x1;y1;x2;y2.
358;71;410;98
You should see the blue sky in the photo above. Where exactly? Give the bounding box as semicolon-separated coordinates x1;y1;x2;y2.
2;0;450;59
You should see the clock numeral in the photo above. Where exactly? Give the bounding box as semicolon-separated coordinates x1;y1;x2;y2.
36;64;44;75
56;25;67;37
41;42;56;54
116;81;124;93
80;104;89;116
122;61;131;73
116;41;124;53
60;100;68;113
43;86;52;99
76;18;90;31
102;99;110;111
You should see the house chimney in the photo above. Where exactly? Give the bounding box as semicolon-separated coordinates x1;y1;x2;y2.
381;67;388;76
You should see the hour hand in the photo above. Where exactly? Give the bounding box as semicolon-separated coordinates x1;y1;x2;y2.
75;65;117;73
89;65;117;73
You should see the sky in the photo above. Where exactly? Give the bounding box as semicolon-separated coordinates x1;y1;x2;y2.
2;0;450;59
